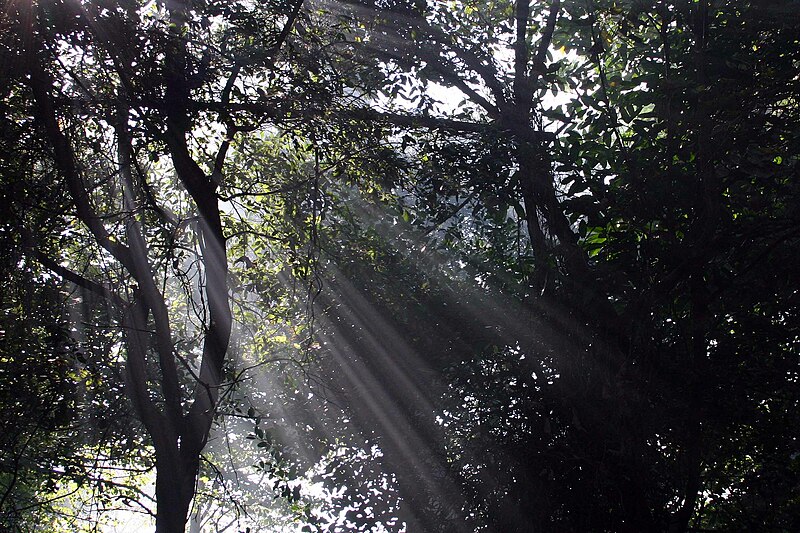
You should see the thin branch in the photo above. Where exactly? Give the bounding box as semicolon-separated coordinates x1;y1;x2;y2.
424;189;480;236
218;176;314;201
131;155;180;228
342;107;555;142
409;19;508;109
25;48;136;276
26;244;126;308
370;44;501;117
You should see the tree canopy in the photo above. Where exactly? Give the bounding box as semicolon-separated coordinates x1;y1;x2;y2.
1;0;799;531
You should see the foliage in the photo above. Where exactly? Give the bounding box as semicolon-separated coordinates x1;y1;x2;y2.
1;0;799;532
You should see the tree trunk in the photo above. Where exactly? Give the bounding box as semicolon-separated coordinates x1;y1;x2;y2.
155;452;200;533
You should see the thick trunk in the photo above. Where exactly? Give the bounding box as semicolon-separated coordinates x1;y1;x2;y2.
155;453;200;533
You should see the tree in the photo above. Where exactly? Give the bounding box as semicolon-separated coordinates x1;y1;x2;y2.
1;0;311;530
2;0;799;531
291;0;800;530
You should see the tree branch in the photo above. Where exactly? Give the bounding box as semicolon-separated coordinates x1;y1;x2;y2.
535;0;561;66
162;0;233;455
411;19;508;109
25;49;137;276
340;107;555;142
117;102;184;434
514;0;532;113
121;299;168;445
272;0;304;54
26;247;126;308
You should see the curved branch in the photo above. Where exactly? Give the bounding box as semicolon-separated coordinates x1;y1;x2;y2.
26;246;127;308
26;52;136;276
117;103;184;433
